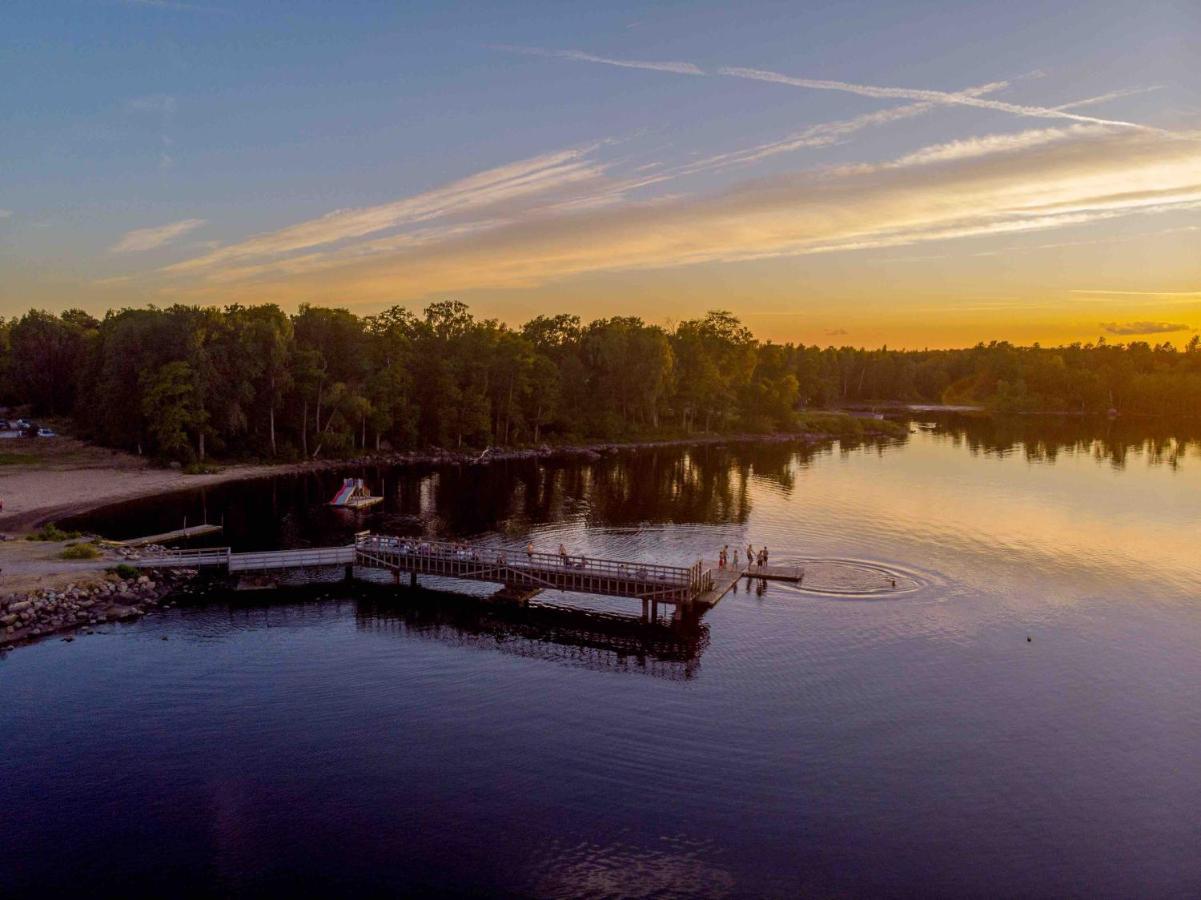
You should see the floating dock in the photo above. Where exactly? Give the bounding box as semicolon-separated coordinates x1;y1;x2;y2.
746;564;805;583
117;524;223;547
328;477;382;510
690;562;804;606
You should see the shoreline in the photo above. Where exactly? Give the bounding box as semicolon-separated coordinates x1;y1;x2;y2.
0;427;900;533
0;564;199;652
0;425;901;651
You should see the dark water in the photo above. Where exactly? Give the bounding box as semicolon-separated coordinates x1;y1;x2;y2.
4;418;1201;897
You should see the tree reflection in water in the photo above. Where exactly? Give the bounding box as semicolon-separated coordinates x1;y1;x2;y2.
923;414;1201;470
60;419;1196;553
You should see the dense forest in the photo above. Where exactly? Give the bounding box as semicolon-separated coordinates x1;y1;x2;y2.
0;301;1199;462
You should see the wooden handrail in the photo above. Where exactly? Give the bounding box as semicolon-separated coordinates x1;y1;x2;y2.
355;534;696;585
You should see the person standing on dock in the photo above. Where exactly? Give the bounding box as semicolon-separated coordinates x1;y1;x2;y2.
558;543;567;565
747;543;755;569
526;542;535;561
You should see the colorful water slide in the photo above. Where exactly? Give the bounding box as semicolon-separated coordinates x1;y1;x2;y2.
329;478;357;506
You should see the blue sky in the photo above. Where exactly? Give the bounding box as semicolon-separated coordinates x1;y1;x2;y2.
2;0;1198;346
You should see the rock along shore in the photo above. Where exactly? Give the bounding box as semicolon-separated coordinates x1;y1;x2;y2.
0;568;199;652
318;428;893;469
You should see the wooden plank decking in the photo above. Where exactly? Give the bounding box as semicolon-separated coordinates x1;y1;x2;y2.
745;563;805;583
128;534;801;615
691;561;805;606
115;524;223;547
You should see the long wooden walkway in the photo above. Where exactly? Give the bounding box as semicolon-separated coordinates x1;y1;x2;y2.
130;534;809;613
355;536;708;604
133;533;713;608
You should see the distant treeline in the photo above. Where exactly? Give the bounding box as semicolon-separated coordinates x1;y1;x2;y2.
0;302;1198;460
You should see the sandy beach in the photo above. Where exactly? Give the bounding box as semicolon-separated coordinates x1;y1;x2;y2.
0;437;305;533
2;428;882;535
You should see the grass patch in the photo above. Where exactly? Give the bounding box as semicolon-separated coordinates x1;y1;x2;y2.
60;542;101;560
0;451;38;466
26;523;82;542
182;462;221;475
796;411;908;440
111;563;139;580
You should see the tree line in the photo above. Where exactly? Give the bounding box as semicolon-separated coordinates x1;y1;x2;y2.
0;301;1198;461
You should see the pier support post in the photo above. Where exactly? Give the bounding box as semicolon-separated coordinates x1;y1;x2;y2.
344;563;354;582
642;598;649;621
410;570;417;589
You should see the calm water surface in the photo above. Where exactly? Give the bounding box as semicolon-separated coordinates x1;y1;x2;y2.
4;417;1201;897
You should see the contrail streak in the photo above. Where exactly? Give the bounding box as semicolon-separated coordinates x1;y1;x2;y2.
718;66;1153;130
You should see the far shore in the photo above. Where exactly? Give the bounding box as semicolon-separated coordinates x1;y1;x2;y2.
0;426;899;534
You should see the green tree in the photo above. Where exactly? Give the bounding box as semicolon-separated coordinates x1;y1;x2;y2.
140;361;205;460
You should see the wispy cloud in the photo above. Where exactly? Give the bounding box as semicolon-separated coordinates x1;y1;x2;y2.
110;218;206;253
495;44;703;76
717;66;1153;130
653;81;1010;179
164;147;611;275
150;125;1201;303
125;93;177;115
1101;321;1192;335
882;124;1109;168
125;94;179;170
494;45;1157;131
0;209;12;220
1053;86;1163;111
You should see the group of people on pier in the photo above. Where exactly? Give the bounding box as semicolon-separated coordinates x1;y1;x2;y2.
717;543;770;571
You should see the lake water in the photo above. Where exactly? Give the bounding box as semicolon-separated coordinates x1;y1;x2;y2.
4;417;1201;897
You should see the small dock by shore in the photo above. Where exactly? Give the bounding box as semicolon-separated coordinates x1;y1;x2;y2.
115;524;223;547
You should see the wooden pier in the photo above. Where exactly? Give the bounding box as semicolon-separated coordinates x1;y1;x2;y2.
128;534;808;617
132;532;751;615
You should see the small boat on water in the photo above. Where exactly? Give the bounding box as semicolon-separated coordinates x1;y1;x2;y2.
328;477;383;510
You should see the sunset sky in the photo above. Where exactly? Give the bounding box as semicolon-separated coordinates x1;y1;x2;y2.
2;0;1199;348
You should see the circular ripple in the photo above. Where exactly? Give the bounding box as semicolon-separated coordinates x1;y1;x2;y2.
776;557;926;598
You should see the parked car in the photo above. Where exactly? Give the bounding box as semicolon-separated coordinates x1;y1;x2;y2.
37;427;57;438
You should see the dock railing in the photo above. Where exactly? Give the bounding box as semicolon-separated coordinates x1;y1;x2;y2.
130;535;714;603
127;546;232;568
355;533;702;600
228;546;354;572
